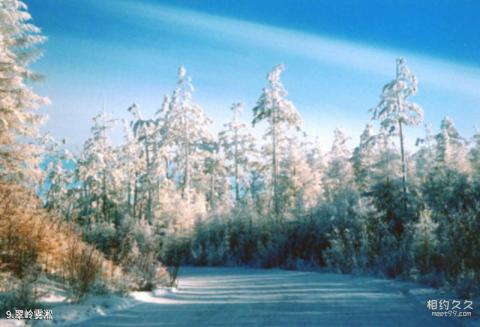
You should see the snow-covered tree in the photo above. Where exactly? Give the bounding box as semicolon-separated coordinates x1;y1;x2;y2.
414;124;436;184
302;137;326;206
203;143;231;212
370;128;401;183
434;117;469;172
160;66;214;201
0;0;49;183
252;64;301;217
245;145;268;213
321;129;365;273
43;136;75;218
323;129;353;194
219;103;256;202
352;124;376;191
421;118;472;221
117;118;142;219
76;111;119;223
371;58;423;210
128;103;163;222
279;135;319;215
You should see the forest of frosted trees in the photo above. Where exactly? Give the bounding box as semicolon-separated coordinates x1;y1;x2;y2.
1;0;479;312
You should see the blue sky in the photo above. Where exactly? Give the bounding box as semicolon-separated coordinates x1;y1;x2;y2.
26;0;480;151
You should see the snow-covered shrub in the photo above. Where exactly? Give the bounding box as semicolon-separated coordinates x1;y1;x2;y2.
63;240;103;301
227;216;258;265
85;220;117;256
121;241;167;291
161;235;190;287
190;217;231;266
132;219;157;252
324;228;358;274
113;219;166;291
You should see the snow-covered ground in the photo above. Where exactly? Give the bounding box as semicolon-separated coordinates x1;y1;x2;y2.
0;280;137;327
21;267;473;327
33;293;136;327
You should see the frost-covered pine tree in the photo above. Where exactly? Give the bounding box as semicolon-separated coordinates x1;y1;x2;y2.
219;103;256;202
155;95;174;179
279;135;317;215
371;58;423;209
161;66;214;201
252;64;301;217
203;142;231;212
323;129;354;197
322;129;363;272
245;142;267;212
76;111;119;223
128;103;162;222
0;0;49;183
43;136;75;218
118;118;143;219
352;124;376;191
304;137;326;202
414;124;436;183
435;117;469;172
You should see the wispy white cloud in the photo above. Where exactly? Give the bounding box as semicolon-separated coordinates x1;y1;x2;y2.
104;0;480;97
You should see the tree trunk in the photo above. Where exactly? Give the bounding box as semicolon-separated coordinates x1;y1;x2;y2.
272;107;279;218
145;141;152;223
133;171;139;220
398;120;408;216
102;171;108;222
210;172;215;209
183;141;190;200
234;128;240;202
127;170;132;217
183;108;190;201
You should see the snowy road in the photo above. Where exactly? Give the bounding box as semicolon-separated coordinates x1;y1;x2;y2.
69;267;473;327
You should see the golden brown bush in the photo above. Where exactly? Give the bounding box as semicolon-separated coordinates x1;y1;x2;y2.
0;181;117;298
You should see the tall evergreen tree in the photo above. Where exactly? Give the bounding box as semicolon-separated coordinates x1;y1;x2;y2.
323;129;353;195
118;118;142;219
414;124;436;184
435;117;469;172
203;142;230;212
128;103;160;223
352;124;376;192
219;103;256;202
161;66;214;201
43;137;75;218
76;111;119;223
371;58;423;213
280;135;317;215
0;0;49;183
252;64;301;217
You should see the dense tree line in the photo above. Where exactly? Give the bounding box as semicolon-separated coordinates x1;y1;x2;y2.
44;60;480;297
